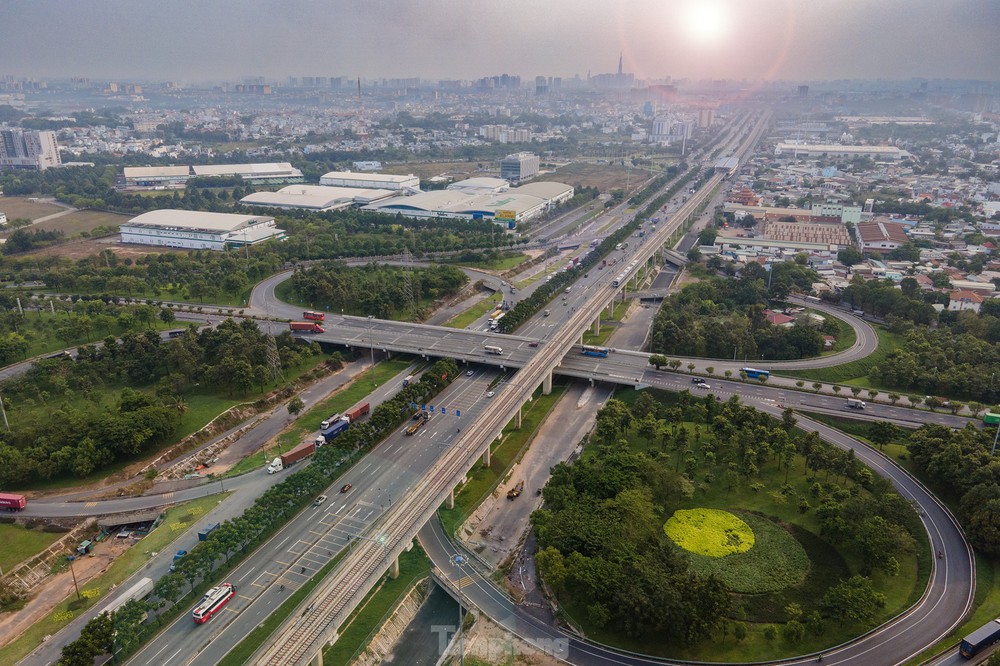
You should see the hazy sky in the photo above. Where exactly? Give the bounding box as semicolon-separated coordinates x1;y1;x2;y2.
2;0;998;83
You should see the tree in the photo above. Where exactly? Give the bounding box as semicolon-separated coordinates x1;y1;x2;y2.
812;382;823;393
867;389;879;402
821;575;886;625
733;621;747;643
648;354;667;370
850;387;862;397
868;421;901;450
287;397;305;416
832;385;842;395
838;246;864;266
159;307;176;324
705;366;714;376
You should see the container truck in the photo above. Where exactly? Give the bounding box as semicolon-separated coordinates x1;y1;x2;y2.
320;414;342;429
405;412;429;435
960;618;1000;658
846;398;866;410
344;402;370;422
104;577;154;615
267;457;284;474
198;523;220;541
315;418;349;445
0;492;27;511
289;321;325;334
281;441;316;466
402;374;414;387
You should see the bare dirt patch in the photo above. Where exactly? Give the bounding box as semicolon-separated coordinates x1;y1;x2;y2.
381;161;491;182
462;614;565;666
17;237;177;261
540;162;651;192
0;197;64;222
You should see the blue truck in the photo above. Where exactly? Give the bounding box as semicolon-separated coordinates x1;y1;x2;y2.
960;619;1000;658
198;523;219;541
315;418;350;446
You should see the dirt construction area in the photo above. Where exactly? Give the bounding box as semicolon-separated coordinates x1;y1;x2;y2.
0;537;132;650
460;615;565;666
0;197;65;222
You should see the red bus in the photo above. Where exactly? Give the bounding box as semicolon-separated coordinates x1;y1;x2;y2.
193;583;236;624
303;311;325;321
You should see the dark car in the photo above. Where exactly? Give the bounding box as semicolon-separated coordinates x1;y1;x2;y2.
340;483;352;493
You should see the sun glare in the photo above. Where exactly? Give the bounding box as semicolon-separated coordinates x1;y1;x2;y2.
684;2;729;46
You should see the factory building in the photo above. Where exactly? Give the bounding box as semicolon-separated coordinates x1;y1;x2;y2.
319;171;420;191
240;185;395;211
774;143;909;160
119;210;285;250
122;162;303;189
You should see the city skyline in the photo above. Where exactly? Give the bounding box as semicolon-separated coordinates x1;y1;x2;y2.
1;0;998;84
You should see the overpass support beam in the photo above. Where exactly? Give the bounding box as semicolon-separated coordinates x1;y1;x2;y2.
445;488;455;510
388;555;400;580
607;300;614;319
542;372;552;395
482;446;491;467
515;406;522;429
309;649;324;666
592;316;601;336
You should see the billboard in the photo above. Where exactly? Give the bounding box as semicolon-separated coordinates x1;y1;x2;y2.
495;209;516;220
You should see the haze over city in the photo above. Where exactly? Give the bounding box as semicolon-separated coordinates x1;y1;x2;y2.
2;0;998;82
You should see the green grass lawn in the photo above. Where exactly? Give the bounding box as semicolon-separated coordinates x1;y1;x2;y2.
443;296;503;330
456;253;529;272
581;300;630;346
0;494;226;666
779;327;904;386
321;545;431;666
816;309;857;354
438;383;568;536
0;524;63;575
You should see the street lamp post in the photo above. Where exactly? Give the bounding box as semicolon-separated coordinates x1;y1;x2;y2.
367;315;377;389
450;554;467;666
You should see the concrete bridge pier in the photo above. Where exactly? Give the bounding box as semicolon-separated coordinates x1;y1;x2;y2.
445;487;455;510
388;555;400;579
592;316;601;336
542;371;552;395
310;650;324;666
482;445;491;466
514;406;522;429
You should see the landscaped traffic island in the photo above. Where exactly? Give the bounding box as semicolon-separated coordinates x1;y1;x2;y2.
532;390;928;661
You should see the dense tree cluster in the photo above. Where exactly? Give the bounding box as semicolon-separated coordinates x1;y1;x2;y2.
2;229;65;255
289;262;467;318
56;358;460;665
533;392;914;643
906;424;1000;554
649;269;828;361
840;276;940;325
0;319;317;485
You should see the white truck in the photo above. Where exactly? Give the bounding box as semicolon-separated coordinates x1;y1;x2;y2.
266;457;283;474
846;398;866;410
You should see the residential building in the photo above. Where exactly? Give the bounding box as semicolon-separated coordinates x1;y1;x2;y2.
0;129;61;170
856;220;909;252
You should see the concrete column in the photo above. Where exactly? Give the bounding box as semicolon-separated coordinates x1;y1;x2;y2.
310;649;324;666
542;372;552;395
592;316;601;336
607;301;614;319
482;446;491;466
515;406;522;429
445;488;455;510
388;555;400;580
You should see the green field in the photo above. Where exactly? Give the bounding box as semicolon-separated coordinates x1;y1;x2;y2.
0;197;64;222
456;253;529;272
581;300;630;346
26;210;129;238
0;524;63;576
779;327;904;386
442;295;503;330
0;494;226;666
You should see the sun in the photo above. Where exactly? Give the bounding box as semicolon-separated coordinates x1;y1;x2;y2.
683;2;729;46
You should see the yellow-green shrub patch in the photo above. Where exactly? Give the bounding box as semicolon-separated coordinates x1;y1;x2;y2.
664;508;755;557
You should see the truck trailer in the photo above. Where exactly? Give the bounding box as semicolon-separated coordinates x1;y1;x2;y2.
960;618;1000;658
0;492;27;511
289;321;325;334
315;418;349;445
281;441;316;466
198;523;220;541
344;402;370;422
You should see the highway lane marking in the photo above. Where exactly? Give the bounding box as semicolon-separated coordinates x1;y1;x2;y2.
84;501;97;508
335;504;346;514
275;559;291;566
235;566;255;583
250;571;277;587
276;535;291;548
287;539;310;554
165;647;183;664
147;642;171;663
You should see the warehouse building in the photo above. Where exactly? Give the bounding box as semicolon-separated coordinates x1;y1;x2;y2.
774;143;910;160
240;185;395;211
119;210;285;250
122;162;303;189
122;166;191;189
319;171;420;191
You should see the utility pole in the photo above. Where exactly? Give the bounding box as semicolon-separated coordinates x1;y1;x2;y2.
67;555;82;601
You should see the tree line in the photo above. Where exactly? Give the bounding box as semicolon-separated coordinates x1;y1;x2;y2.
55;358;460;666
289;262;467;319
0;319;318;485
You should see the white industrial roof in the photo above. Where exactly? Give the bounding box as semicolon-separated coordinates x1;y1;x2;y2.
123;166;190;178
514;181;574;201
123;210;274;233
240;185;395;210
192;162;302;177
319;171;418;185
366;190;546;217
447;177;509;194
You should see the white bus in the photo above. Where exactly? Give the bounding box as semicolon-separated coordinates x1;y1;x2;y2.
484;345;503;355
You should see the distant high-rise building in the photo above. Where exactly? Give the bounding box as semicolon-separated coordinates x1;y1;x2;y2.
0;129;61;170
698;108;715;128
535;76;548;96
500;152;539;182
798;85;809;98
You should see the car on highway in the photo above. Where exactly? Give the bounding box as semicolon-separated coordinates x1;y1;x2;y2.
486;391;495;398
466;370;474;376
695;382;711;390
340;483;352;493
692;377;705;384
529;341;539;347
313;495;327;506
